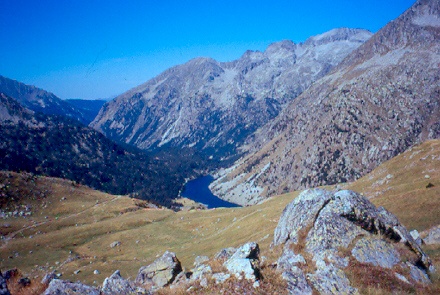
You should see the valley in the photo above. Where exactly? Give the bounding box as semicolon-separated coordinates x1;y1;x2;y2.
0;0;439;293
1;140;439;293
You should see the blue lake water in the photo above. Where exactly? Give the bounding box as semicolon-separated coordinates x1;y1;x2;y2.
181;175;240;209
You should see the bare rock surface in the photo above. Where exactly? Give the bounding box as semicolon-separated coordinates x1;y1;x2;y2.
136;251;183;288
423;224;440;245
43;279;100;295
274;188;435;294
91;29;371;162
212;0;440;205
223;242;261;281
102;270;146;295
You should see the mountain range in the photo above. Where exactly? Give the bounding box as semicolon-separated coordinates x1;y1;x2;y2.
90;28;372;160
210;0;440;205
0;92;206;208
1;0;438;209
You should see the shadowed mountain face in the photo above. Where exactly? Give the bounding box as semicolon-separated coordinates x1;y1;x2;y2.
0;93;207;208
211;0;440;205
90;28;372;161
66;99;107;124
0;75;90;125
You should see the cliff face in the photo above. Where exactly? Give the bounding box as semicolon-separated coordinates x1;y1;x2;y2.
211;0;440;205
90;29;371;160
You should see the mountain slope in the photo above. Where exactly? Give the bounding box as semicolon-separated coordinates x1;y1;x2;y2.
90;29;372;160
0;75;89;125
211;0;440;205
0;93;205;207
66;99;107;124
1;140;439;291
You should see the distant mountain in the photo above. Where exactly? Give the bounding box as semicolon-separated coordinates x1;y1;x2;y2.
66;98;107;124
211;0;440;205
0;93;207;208
0;75;89;125
91;28;372;160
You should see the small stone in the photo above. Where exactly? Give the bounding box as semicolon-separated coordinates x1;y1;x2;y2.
424;174;430;179
74;270;81;275
93;270;100;275
110;241;121;248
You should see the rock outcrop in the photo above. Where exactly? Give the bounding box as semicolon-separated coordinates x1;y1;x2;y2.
211;0;440;205
223;242;261;282
274;189;435;294
91;29;371;161
43;279;101;295
136;251;183;288
102;270;146;295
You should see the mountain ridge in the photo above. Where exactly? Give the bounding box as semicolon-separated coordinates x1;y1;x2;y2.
91;28;372;160
0;75;91;125
210;0;440;205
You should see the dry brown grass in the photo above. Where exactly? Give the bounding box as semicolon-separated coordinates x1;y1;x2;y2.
1;140;439;294
4;269;48;295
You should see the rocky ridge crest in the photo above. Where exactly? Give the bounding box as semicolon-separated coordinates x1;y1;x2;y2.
90;28;371;160
211;0;440;205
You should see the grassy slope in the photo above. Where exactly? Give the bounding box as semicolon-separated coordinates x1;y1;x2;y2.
1;140;439;291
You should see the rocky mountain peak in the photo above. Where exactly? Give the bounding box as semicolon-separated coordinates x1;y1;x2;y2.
211;0;440;205
91;28;371;158
304;28;373;46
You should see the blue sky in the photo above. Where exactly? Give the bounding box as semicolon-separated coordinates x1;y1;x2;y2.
0;0;416;100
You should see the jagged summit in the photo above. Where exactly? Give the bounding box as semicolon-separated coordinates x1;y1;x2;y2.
211;0;440;205
91;28;371;157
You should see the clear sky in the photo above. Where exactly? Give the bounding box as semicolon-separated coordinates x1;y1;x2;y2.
0;0;416;100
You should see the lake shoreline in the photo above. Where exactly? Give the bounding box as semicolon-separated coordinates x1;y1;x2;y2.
181;175;240;209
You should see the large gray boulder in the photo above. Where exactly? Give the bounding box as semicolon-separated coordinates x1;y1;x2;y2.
102;270;146;295
273;189;435;294
423;225;440;245
136;251;183;288
43;279;100;295
223;242;261;282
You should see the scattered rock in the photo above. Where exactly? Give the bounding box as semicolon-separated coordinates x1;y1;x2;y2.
93;270;100;275
110;241;121;248
273;189;435;293
74;270;81;275
423;225;440;245
408;263;431;285
43;279;100;295
212;273;230;284
102;270;145;295
41;272;57;285
136;251;182;288
410;230;423;246
190;264;212;282
0;271;10;295
224;242;260;282
214;247;236;261
193;255;209;266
